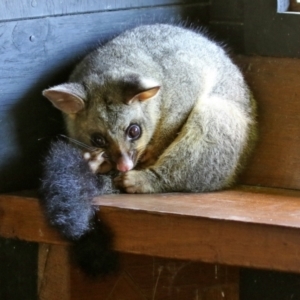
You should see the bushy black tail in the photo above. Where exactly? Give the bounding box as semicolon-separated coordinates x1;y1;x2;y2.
73;218;119;276
40;140;118;276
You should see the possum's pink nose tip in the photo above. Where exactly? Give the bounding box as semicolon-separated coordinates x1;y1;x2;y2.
117;159;134;172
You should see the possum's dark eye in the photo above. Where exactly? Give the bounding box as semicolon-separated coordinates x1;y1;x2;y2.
126;124;141;140
90;133;107;148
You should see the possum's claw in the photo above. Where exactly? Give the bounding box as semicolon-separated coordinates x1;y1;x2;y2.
84;151;112;174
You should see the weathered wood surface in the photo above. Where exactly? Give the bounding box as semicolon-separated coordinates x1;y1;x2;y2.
0;0;206;21
37;247;238;300
94;186;300;228
1;185;300;273
70;253;239;300
236;56;300;189
0;3;208;193
95;187;300;273
38;244;70;300
0;193;66;244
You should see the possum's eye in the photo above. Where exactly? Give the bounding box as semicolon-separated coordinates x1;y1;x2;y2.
126;124;141;141
90;133;107;148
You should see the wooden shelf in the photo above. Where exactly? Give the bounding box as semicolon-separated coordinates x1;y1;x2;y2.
1;185;300;273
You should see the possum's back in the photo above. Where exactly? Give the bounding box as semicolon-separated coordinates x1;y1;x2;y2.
110;24;249;106
72;24;250;109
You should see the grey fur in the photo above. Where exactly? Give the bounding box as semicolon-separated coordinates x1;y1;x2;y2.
43;24;256;194
40;140;114;239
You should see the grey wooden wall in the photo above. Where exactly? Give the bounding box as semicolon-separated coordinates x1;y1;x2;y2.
0;0;210;192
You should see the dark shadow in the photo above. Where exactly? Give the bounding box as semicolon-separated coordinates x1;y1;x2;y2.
241;268;300;300
0;237;38;300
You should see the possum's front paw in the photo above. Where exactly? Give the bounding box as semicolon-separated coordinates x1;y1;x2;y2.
83;150;112;174
114;170;154;193
137;146;158;169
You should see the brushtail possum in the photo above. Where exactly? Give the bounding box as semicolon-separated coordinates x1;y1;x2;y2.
43;24;256;193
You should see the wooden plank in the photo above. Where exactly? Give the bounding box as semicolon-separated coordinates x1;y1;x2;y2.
1;186;300;273
236;56;300;189
0;194;66;244
0;0;206;22
59;252;239;300
94;187;300;229
38;244;70;300
98;201;300;273
0;3;209;193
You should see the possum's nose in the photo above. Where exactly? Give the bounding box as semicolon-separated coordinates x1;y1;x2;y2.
116;154;134;172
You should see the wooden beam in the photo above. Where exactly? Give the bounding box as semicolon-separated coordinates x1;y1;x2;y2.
94;186;300;228
95;187;300;273
0;193;66;245
236;55;300;190
0;0;207;22
1;185;300;273
38;244;71;300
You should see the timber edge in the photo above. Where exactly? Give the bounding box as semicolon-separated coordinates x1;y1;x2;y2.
1;185;300;273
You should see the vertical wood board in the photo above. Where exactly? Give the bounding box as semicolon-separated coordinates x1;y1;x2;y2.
69;252;239;300
236;56;300;189
0;0;207;22
38;244;70;300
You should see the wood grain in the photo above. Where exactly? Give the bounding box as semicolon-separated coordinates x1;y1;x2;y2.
0;0;206;22
94;186;300;228
0;194;66;244
40;251;238;300
2;185;300;273
107;210;300;273
236;56;300;189
98;201;300;273
38;244;70;300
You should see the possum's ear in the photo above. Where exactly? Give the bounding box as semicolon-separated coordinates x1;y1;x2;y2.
43;83;86;114
124;77;160;104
